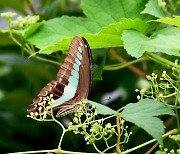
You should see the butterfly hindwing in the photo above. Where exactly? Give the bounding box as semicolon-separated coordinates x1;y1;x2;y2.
28;36;92;117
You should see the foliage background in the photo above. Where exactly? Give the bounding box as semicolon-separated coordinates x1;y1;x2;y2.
0;0;179;153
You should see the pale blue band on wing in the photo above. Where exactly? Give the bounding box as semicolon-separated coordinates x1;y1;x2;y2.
77;53;82;60
75;58;81;66
73;63;79;72
78;46;82;53
52;47;84;108
71;70;79;79
52;96;69;107
69;75;78;86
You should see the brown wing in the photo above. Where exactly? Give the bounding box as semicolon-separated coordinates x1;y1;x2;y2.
76;37;92;100
28;36;92;117
56;37;92;117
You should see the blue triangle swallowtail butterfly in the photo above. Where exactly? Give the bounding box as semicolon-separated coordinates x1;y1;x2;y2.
28;36;92;117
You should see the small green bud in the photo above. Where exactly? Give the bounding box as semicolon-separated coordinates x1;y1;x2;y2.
105;123;111;128
140;88;146;95
164;148;168;152
158;93;163;98
111;128;115;133
82;124;87;130
121;120;125;124
146;75;151;80
165;84;169;88
163;71;166;74
152;73;155;76
85;135;90;141
34;112;38;116
135;89;139;92
170;149;175;153
172;67;175;70
30;112;34;116
137;95;141;100
158;0;166;8
90;128;95;133
175;59;178;65
73;117;79;124
124;132;128;137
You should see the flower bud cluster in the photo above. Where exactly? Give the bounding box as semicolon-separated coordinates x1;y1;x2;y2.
0;12;16;20
136;67;180;103
27;94;54;120
68;100;116;145
1;12;39;29
157;146;180;154
11;15;39;29
169;134;180;142
120;119;132;143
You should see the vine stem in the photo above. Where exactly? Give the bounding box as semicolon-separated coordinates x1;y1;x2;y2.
144;52;180;69
8;149;59;154
122;129;178;154
104;57;146;71
9;149;98;154
109;48;146;77
116;116;121;154
8;29;60;66
51;113;67;149
93;143;102;153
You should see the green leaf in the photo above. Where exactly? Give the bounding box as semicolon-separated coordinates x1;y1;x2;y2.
155;16;180;27
141;0;166;18
26;0;149;54
0;22;43;39
28;18;148;54
122;29;180;58
23;22;44;38
88;100;120;116
82;0;148;26
121;98;175;145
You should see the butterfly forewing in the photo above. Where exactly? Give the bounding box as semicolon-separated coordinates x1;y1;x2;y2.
28;36;92;117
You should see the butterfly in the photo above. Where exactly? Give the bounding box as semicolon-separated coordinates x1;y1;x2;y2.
28;36;92;117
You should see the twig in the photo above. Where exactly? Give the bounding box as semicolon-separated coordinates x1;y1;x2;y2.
109;48;146;78
116;116;121;154
123;129;178;154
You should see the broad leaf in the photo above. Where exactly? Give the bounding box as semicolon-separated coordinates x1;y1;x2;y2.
82;0;148;25
155;16;180;27
26;0;149;54
121;98;175;145
29;18;148;54
122;29;180;58
141;0;166;18
88;100;120;116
